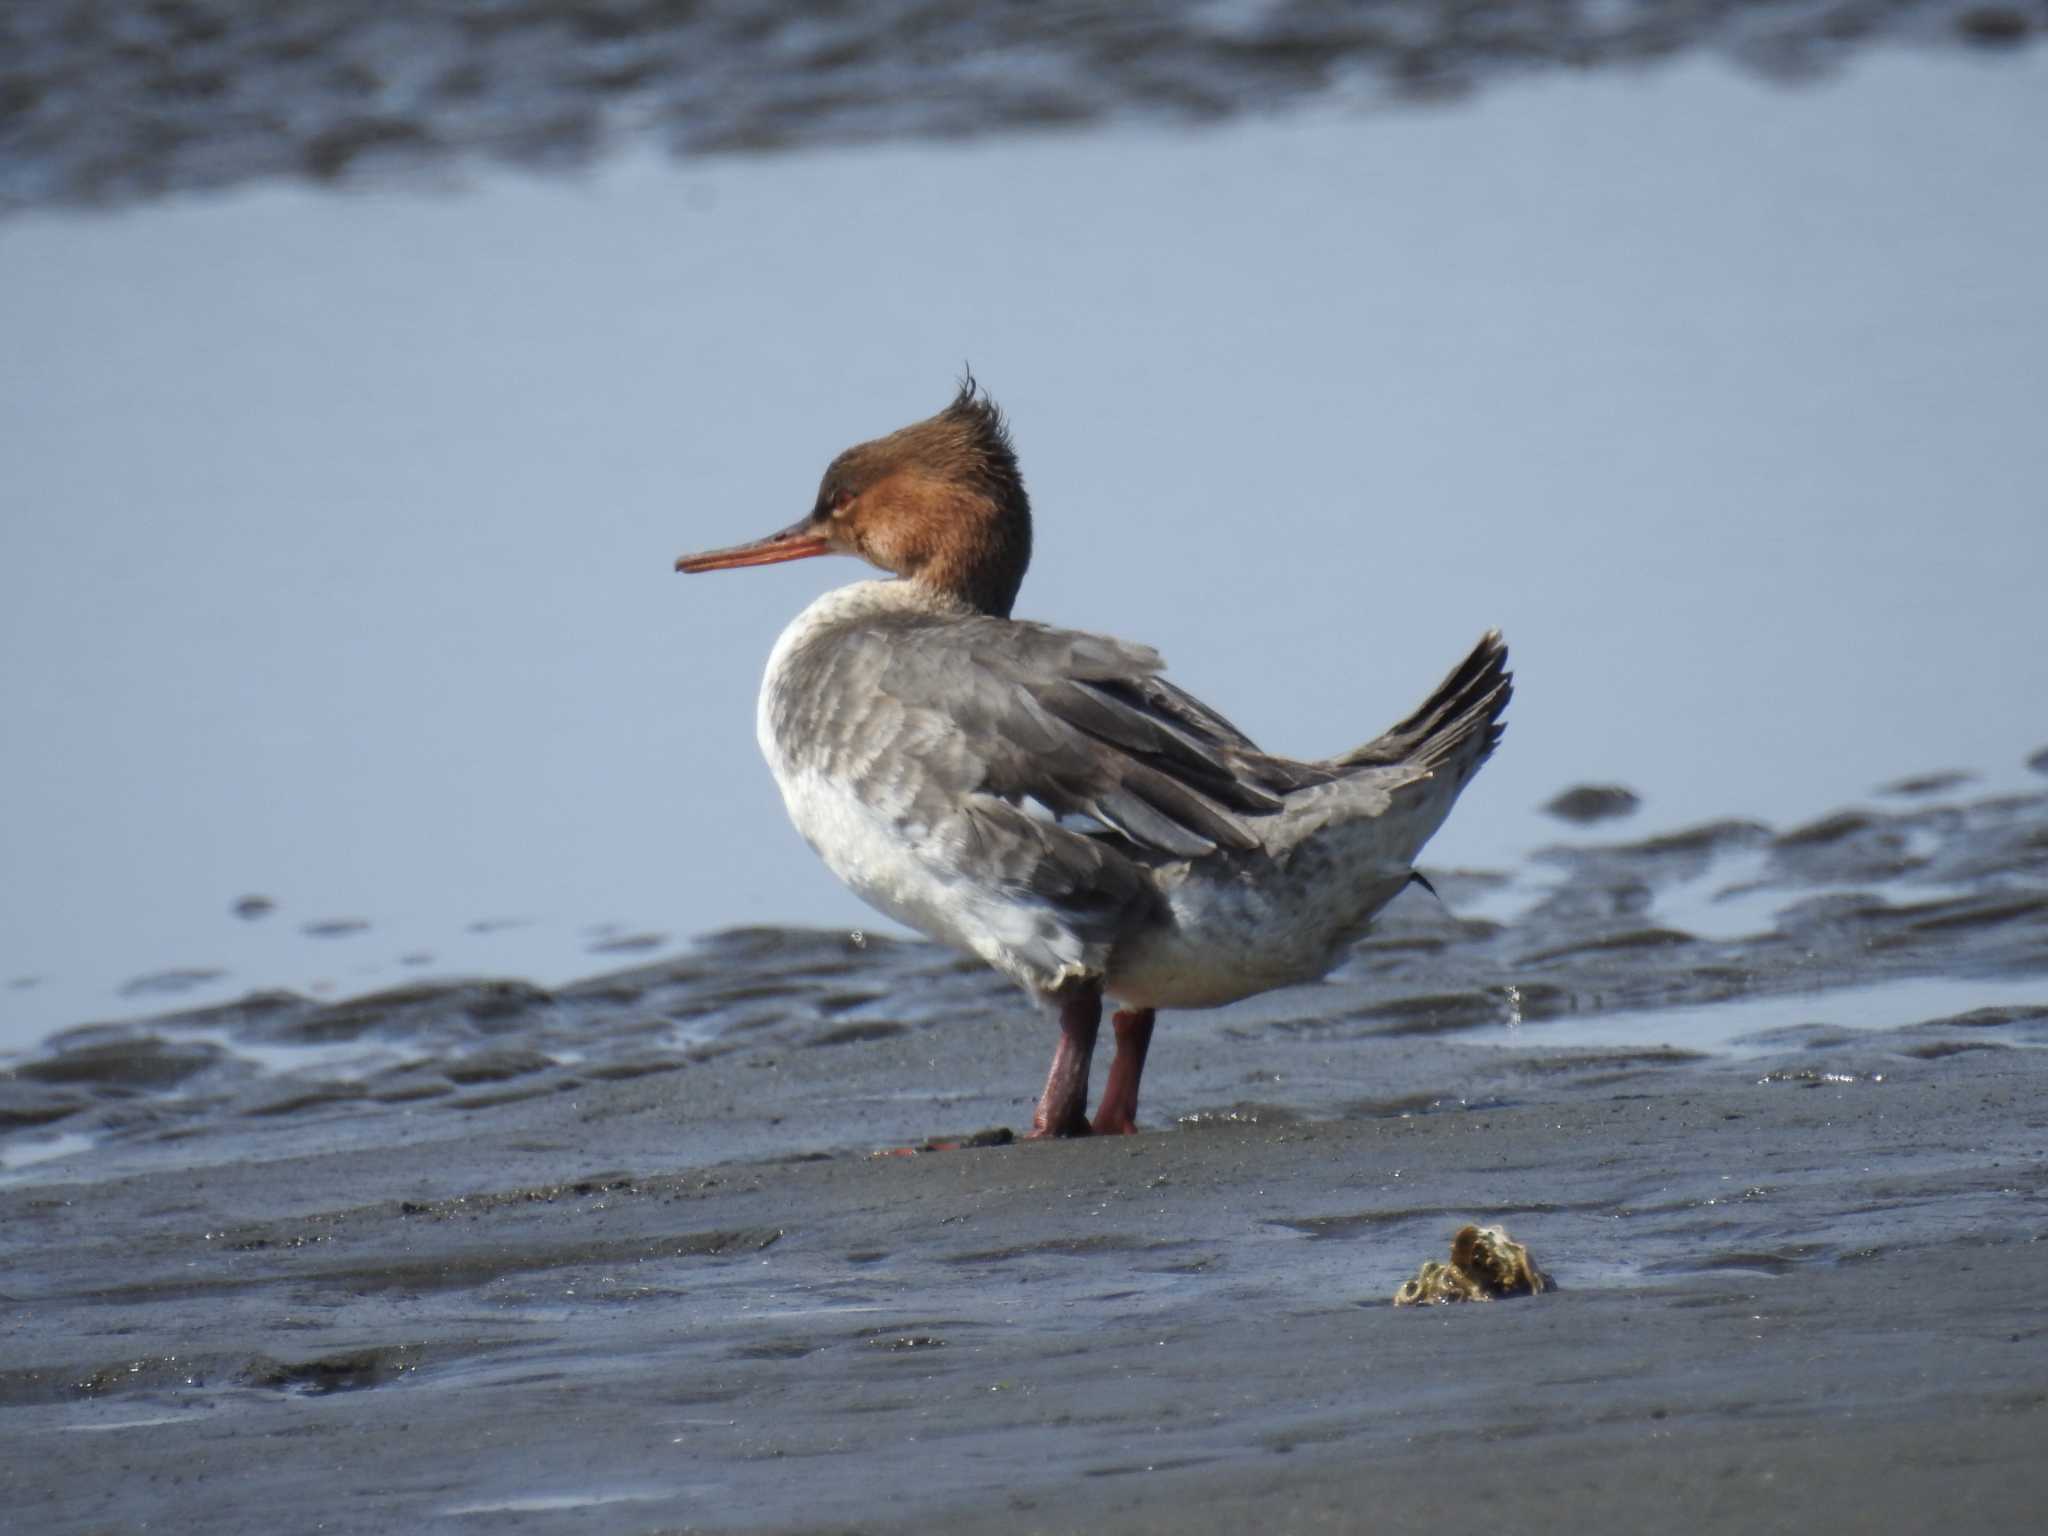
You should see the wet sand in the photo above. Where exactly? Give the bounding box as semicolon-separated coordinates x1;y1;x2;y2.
5;781;2046;1531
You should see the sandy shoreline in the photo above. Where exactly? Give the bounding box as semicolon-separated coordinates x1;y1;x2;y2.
7;994;2046;1533
6;784;2046;1531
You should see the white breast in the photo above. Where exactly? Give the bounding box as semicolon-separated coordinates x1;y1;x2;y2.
753;582;1097;996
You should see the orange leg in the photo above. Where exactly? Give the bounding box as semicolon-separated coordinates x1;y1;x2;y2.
1090;1008;1155;1135
1027;985;1100;1138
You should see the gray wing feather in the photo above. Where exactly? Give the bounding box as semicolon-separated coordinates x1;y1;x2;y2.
779;611;1303;865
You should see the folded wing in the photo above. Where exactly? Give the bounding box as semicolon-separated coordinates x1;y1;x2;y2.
775;612;1311;867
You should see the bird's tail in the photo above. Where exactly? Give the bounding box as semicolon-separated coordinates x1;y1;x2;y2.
1334;630;1512;787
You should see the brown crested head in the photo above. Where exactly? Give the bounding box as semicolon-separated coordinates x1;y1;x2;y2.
676;376;1033;618
809;376;1032;617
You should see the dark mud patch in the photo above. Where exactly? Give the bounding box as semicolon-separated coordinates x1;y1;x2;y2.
116;967;225;999
438;1047;557;1085
300;917;370;939
1543;784;1642;824
239;1345;423;1396
13;1035;226;1090
1894;1038;2010;1060
585;930;669;956
1878;769;1978;797
3;0;2041;215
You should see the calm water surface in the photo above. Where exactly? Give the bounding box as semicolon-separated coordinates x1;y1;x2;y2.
2;46;2045;1052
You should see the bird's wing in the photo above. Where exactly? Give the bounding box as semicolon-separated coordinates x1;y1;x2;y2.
774;611;1308;863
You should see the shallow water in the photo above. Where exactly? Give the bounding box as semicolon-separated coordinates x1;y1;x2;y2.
6;776;2042;1183
5;41;2046;1051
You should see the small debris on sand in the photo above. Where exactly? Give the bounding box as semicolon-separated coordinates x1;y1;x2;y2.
1394;1223;1548;1305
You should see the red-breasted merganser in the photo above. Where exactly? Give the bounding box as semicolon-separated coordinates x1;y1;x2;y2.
677;380;1509;1139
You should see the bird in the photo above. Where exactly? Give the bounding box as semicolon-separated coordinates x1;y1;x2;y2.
676;379;1509;1139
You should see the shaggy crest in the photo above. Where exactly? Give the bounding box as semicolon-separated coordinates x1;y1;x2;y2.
938;371;1020;497
807;373;1034;616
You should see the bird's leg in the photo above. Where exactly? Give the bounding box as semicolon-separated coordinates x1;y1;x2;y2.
1090;1008;1156;1135
1027;983;1101;1138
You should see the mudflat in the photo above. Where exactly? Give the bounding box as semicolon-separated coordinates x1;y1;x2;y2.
5;782;2046;1532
